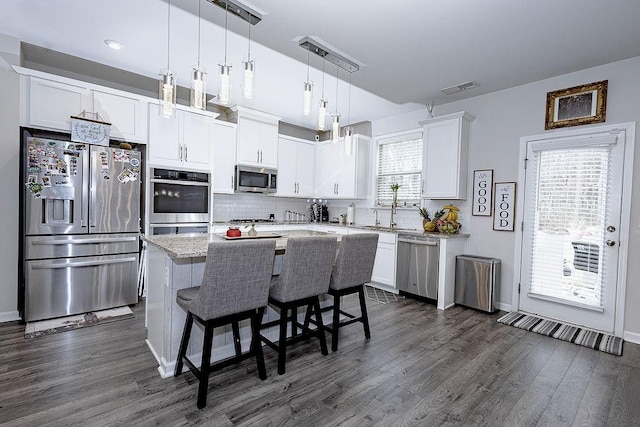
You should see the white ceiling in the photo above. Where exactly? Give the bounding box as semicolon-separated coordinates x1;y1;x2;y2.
2;0;640;130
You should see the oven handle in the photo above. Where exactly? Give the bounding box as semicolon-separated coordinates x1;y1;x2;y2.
150;178;210;187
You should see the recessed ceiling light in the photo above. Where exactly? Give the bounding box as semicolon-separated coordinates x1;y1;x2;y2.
104;39;124;50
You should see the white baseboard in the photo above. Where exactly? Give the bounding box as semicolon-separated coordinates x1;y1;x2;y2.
0;311;20;323
496;302;512;312
623;330;640;345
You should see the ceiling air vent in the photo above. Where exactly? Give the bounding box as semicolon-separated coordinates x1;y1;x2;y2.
441;81;480;95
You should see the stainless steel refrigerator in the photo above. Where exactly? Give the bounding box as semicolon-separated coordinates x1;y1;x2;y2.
20;128;141;321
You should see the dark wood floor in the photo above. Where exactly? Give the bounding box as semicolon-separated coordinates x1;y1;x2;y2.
1;296;639;426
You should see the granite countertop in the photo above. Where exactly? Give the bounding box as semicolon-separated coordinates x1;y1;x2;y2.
142;230;334;259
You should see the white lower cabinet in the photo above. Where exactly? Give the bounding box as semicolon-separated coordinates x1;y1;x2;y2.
347;229;397;292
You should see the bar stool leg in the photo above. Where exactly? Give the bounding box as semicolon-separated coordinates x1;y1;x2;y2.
331;294;341;352
291;307;298;337
313;297;328;356
232;320;242;357
277;307;288;375
358;285;371;339
197;321;214;409
175;312;193;377
251;308;267;380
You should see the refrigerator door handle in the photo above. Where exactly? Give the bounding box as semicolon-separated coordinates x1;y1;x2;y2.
90;183;96;228
31;256;137;269
31;236;138;245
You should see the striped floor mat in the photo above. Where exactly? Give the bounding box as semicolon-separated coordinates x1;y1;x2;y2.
497;312;623;356
364;285;402;304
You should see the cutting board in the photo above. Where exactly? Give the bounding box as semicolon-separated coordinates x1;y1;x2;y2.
222;232;282;240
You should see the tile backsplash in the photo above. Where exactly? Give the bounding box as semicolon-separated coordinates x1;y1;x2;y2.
212;193;311;222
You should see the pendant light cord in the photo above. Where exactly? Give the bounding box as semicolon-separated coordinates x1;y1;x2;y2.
197;0;201;67
347;71;352;126
306;50;310;82
224;2;229;64
166;0;171;70
247;19;251;61
335;65;339;114
321;59;325;98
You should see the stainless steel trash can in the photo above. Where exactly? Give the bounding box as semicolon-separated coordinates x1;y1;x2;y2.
455;255;501;313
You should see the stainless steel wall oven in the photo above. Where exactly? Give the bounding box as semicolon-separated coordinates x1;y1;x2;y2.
150;168;211;225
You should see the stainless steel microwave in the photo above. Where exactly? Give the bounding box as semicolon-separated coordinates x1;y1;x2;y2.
150;168;211;223
235;165;277;193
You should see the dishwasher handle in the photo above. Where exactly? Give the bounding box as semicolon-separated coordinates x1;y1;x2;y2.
398;238;438;246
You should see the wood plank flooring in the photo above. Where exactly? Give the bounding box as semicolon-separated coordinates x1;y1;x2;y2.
1;296;639;426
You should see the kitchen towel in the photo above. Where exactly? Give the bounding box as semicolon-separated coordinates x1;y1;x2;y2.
497;311;623;356
25;306;134;339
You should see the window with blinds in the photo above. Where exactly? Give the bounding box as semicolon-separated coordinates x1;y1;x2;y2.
376;131;423;206
526;140;614;309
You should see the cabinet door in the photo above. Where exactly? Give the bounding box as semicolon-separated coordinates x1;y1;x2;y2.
296;142;315;197
93;90;146;143
423;119;461;199
314;143;340;198
275;137;298;197
182;111;211;168
212;122;237;194
371;241;396;287
148;104;181;167
236;118;262;166
29;77;90;131
258;122;279;168
336;144;357;198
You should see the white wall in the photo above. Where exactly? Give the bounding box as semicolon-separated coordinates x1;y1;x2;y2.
371;55;640;339
0;66;20;321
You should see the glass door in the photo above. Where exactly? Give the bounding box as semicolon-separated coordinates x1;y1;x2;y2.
519;131;625;333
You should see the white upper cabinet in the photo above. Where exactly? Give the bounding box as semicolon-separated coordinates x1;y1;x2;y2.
26;75;148;143
314;135;370;199
229;106;280;168
276;135;315;198
420;111;475;199
211;121;237;194
148;103;217;170
28;77;91;131
92;90;147;143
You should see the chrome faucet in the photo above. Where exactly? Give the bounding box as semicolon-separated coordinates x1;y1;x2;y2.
389;202;397;229
374;209;380;228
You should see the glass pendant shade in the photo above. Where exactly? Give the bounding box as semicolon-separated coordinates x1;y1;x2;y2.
331;115;341;142
159;70;177;118
303;81;313;116
242;60;255;99
218;64;231;105
318;99;328;131
190;66;206;110
344;127;353;155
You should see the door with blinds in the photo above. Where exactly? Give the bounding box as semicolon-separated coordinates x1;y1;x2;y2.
519;129;627;333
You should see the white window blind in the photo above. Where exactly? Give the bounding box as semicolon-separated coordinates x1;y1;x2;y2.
376;131;423;206
526;139;615;308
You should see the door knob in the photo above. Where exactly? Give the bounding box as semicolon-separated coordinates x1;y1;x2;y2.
607;225;616;232
606;240;616;246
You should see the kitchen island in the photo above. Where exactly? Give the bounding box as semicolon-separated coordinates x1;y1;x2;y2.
143;230;335;378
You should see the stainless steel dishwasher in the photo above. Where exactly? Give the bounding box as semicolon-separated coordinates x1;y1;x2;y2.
396;234;439;300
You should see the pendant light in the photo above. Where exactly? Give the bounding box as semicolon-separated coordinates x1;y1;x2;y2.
331;65;341;142
242;18;255;99
318;59;328;131
190;0;206;110
159;0;176;118
303;50;312;115
344;71;354;155
218;2;231;105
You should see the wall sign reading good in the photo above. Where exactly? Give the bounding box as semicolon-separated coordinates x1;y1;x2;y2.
472;169;493;216
70;114;111;146
493;182;516;231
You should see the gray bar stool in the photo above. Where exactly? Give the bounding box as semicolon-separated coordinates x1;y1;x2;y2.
306;233;378;352
260;236;338;375
174;240;276;409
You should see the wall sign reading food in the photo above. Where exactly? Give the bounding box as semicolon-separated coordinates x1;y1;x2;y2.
493;182;516;231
